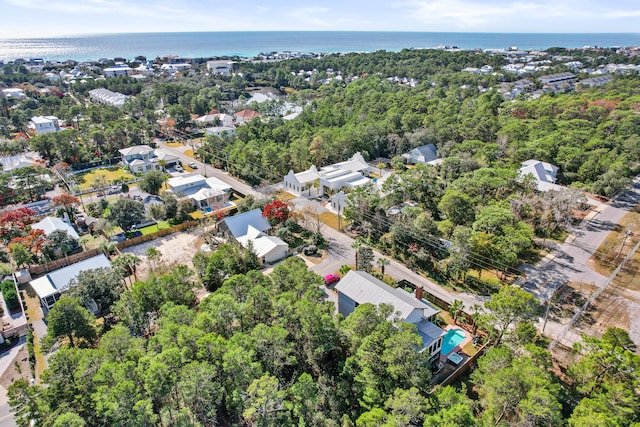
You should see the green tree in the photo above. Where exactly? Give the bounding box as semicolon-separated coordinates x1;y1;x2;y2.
138;170;166;195
480;285;540;345
7;379;45;427
242;374;287;427
67;266;125;314
46;297;97;348
107;197;145;231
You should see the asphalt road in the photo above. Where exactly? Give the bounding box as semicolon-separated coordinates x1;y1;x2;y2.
520;177;640;301
309;214;487;311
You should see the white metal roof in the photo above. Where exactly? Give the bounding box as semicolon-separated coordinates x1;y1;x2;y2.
31;254;111;298
31;216;80;240
221;209;271;239
336;270;439;321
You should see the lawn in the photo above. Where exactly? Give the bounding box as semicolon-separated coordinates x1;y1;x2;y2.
79;233;107;250
165;142;183;147
318;211;347;231
276;191;297;201
184;149;195;158
138;221;171;235
76;168;134;191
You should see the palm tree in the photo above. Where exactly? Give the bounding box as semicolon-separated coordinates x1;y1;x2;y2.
376;257;390;277
449;299;465;325
352;239;362;269
147;203;166;230
113;253;141;285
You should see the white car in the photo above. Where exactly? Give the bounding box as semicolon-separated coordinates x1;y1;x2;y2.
174;164;183;172
188;161;197;169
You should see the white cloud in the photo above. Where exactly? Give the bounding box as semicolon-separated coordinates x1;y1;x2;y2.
396;0;640;32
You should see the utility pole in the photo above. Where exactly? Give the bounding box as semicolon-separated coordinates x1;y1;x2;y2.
617;229;632;259
542;280;560;334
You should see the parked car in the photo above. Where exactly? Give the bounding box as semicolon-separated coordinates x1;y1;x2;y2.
174;164;183;172
188;161;197;169
303;245;318;255
324;274;340;285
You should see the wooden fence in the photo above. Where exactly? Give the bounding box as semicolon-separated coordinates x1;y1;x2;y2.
28;248;101;276
116;220;199;250
440;342;489;387
27;220;200;275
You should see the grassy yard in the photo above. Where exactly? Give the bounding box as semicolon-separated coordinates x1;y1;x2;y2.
76;168;134;191
79;233;107;250
165;142;183;147
318;211;347;231
184;149;195;158
276;191;297;201
138;221;171;235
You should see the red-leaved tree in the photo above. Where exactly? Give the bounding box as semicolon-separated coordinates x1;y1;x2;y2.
0;208;35;242
262;200;290;225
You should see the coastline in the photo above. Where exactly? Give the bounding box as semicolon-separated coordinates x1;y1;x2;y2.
1;31;640;63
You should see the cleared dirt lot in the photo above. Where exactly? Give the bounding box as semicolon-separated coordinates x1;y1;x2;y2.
121;227;205;280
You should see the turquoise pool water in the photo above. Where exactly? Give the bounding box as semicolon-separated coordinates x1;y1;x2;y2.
442;329;466;355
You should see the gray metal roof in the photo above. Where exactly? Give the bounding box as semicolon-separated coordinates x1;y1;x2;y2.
220;208;271;239
47;254;112;293
336;270;439;321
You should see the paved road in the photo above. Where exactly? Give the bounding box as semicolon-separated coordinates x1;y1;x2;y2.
520;177;640;301
0;385;17;427
305;205;487;311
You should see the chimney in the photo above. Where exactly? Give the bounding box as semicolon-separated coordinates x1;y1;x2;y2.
415;286;424;300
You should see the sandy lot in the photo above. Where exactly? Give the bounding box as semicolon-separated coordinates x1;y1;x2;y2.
121;228;205;280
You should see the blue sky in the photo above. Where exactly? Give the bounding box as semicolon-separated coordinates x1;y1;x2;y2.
1;0;639;38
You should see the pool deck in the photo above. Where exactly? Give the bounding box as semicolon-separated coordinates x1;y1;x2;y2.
430;325;476;385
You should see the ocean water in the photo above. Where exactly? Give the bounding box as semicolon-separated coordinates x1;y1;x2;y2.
1;31;639;62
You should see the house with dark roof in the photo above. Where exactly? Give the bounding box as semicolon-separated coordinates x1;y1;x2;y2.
234;109;261;123
335;270;445;363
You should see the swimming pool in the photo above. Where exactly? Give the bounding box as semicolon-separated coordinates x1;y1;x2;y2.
441;329;466;355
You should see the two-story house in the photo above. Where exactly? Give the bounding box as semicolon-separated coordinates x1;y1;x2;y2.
335;270;445;364
30;116;63;135
118;145;180;173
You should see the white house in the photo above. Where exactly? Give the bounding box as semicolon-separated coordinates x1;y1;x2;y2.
167;174;232;212
103;64;133;78
205;126;236;137
31;216;80;240
196;113;234;127
519;159;562;192
318;152;370;195
335;270;445;363
119;145;180;173
30;116;62;135
217;209;289;264
89;88;128;107
283;165;319;194
206;60;234;75
283;152;371;196
237;225;289;264
30;254;111;314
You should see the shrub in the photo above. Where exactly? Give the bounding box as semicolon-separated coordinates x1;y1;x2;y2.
1;280;19;311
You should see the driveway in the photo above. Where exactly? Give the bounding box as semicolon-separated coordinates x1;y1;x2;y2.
519;177;640;301
304;210;486;312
